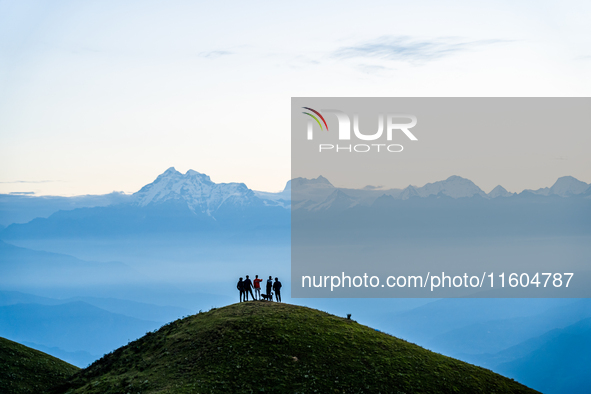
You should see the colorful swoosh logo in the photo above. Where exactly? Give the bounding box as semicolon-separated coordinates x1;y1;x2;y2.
302;107;329;131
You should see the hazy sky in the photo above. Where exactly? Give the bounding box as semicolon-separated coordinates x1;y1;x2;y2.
1;0;590;196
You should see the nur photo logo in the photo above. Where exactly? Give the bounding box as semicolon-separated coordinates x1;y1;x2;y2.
302;107;418;153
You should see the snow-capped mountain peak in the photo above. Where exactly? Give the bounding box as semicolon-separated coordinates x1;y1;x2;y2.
488;185;513;198
133;168;258;216
290;176;333;189
416;175;486;198
311;190;357;211
526;176;589;197
549;176;589;197
399;185;419;200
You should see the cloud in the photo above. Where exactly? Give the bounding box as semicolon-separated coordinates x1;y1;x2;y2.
355;64;390;74
363;185;384;190
9;191;35;195
199;50;233;58
333;36;507;64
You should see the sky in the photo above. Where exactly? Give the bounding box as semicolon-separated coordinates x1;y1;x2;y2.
1;0;590;196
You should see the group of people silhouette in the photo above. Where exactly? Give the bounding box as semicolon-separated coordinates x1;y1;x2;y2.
237;275;282;302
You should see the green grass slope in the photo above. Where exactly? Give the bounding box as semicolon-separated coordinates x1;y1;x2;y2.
53;302;539;394
0;336;79;394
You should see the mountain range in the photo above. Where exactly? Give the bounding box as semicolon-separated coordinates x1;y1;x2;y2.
0;168;589;231
290;174;590;210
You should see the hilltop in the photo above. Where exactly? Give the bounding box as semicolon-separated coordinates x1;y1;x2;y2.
52;302;539;393
0;336;79;394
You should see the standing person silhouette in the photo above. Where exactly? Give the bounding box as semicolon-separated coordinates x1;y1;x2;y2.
266;276;273;301
243;275;255;301
237;277;245;302
273;277;282;303
253;275;263;300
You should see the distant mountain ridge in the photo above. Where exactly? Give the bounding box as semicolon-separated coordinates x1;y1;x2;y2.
0;192;132;227
0;240;139;287
0;301;161;358
129;170;591;216
2;169;588;225
291;175;589;212
0;169;588;236
415;175;487;198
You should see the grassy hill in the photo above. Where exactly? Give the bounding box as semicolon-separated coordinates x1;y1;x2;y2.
0;336;79;394
52;302;539;393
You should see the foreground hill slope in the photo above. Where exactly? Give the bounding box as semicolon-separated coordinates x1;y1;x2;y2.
0;337;79;394
53;302;539;393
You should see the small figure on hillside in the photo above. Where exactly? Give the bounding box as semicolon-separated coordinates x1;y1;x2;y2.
237;277;245;302
273;277;282;303
254;275;263;300
243;275;255;301
266;276;273;301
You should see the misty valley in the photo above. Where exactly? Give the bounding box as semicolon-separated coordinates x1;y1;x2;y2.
1;168;590;393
